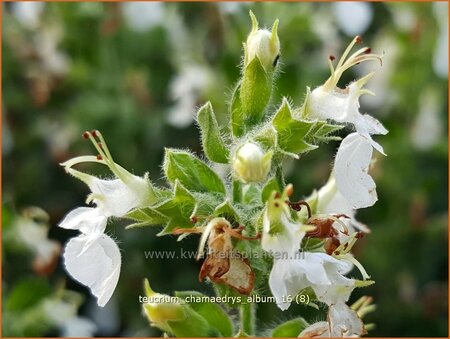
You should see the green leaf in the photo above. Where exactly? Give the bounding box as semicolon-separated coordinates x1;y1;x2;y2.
271;317;309;337
306;121;344;143
155;181;196;235
272;98;317;154
254;125;278;150
125;207;168;229
242;184;261;205
176;291;234;337
213;200;241;224
4;278;51;312
168;306;221;337
261;177;280;203
231;81;245;137
240;57;272;128
164;149;226;194
197;102;230;163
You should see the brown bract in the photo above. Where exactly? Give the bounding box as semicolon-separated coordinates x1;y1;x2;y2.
198;220;255;295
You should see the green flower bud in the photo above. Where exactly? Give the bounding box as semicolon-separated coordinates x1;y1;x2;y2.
142;279;185;332
142;279;222;337
244;11;280;72
233;142;273;183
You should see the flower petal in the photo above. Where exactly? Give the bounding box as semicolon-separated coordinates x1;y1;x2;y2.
88;178;142;217
61;317;97;338
59;207;107;235
64;234;121;307
298;321;330;338
334;133;377;209
269;259;291;310
358;114;388;136
329;302;365;337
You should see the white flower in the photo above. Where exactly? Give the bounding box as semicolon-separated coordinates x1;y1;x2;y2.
11;1;45;29
121;2;165;32
299;302;365;338
269;252;354;311
233;142;272;183
59;130;155;306
61;130;155;218
244;11;280;71
43;296;97;337
261;184;308;255
333;132;377;209
332;2;373;37
167;65;212;128
15;207;61;274
307;36;387;155
317;175;371;236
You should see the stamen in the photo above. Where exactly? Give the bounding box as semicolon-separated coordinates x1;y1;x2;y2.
355;35;363;44
364;47;371;54
85;133;109;165
329;55;336;61
335;36;360;72
223;225;261;240
289;200;312;218
82;131;90;139
342;254;370;280
97;154;103;161
197;220;217;260
95;131;116;165
285;184;294;197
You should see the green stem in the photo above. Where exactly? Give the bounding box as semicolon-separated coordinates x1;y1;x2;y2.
240;302;255;335
233;179;243;204
275;164;285;189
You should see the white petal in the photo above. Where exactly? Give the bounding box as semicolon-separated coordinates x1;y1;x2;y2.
329;302;364;337
89;178;141;217
270;258;319;311
64;234;121;307
59;207;107;235
269;259;291;310
317;180;371;237
311;261;355;306
359;114;388;135
299;253;332;286
61;317;97;337
262;209;306;255
298;321;330;338
309;87;352;122
334;133;377;209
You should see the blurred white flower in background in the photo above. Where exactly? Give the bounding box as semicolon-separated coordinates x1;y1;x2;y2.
332;2;373;37
167;65;213;128
218;1;247;14
432;2;448;78
34;26;70;77
121;2;165;32
411;88;443;151
43;297;97;337
11;1;45;29
389;4;416;32
14;207;61;275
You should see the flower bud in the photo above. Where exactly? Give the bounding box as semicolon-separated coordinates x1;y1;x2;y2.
142;279;222;337
233;142;273;183
142;279;185;331
244;11;280;72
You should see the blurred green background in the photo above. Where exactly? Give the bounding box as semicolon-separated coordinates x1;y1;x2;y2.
2;1;448;337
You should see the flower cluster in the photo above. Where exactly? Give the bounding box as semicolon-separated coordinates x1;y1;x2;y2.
59;11;386;337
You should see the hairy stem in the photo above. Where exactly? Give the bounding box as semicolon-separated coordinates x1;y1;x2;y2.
240;302;255;335
233;179;243;204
